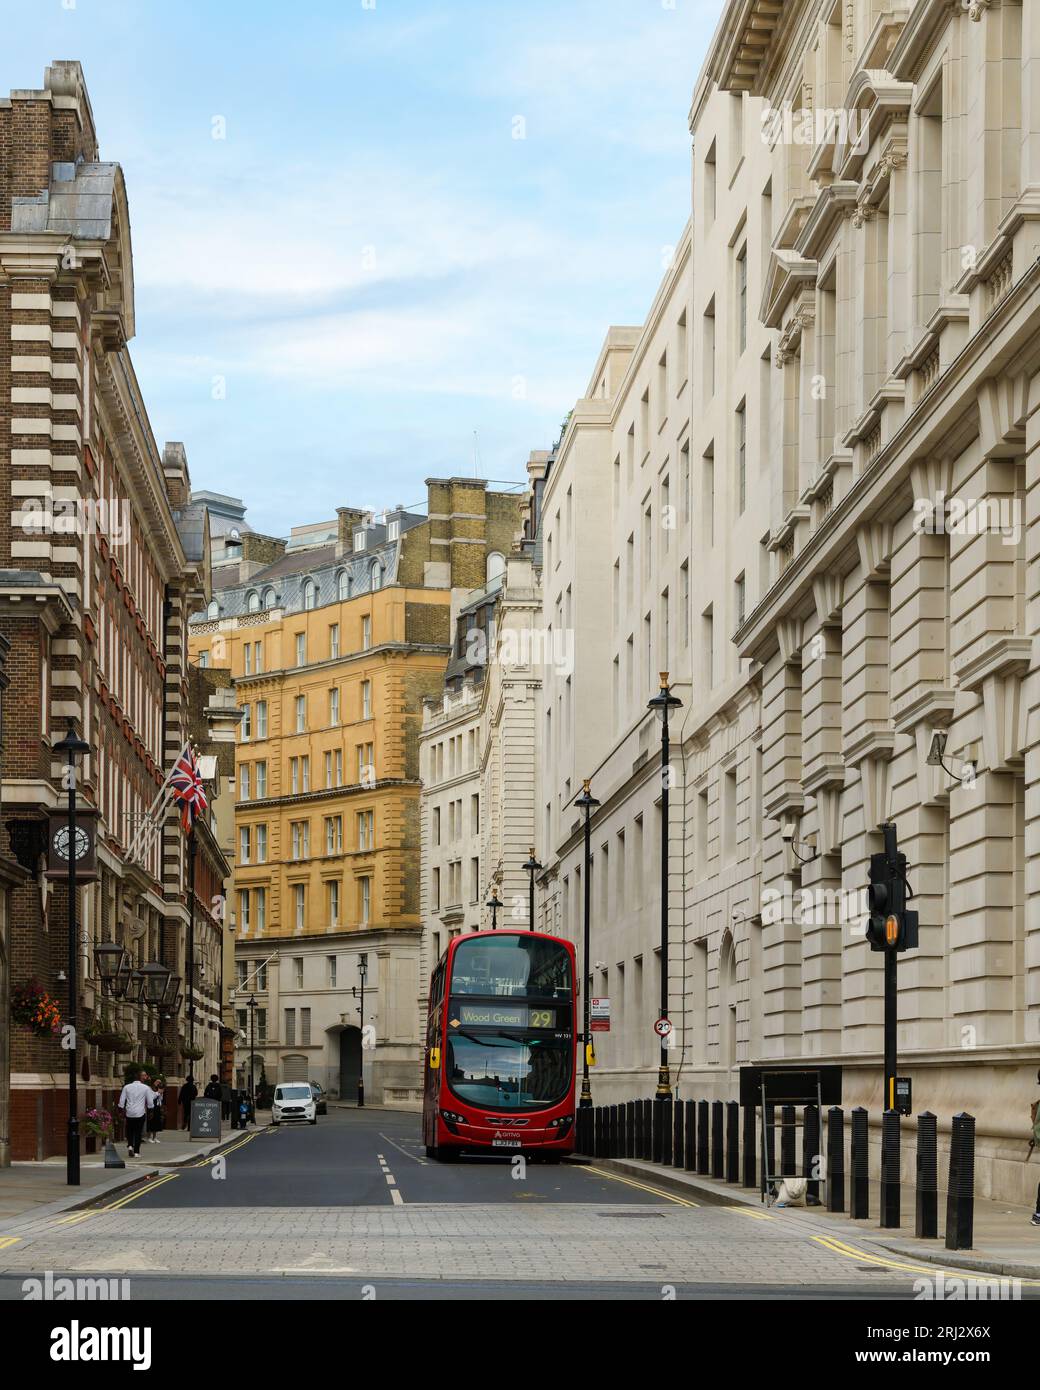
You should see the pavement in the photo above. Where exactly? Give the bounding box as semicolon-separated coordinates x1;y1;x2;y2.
0;1106;1030;1300
0;1120;257;1229
593;1155;1040;1282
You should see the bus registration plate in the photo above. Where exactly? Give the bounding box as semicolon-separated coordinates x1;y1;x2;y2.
492;1137;523;1147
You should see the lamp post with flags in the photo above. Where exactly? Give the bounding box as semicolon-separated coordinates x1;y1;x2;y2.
170;746;208;1083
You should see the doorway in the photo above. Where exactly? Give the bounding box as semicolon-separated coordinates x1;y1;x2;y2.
338;1027;362;1103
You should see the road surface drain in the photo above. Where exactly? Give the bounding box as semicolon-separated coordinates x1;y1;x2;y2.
597;1211;666;1218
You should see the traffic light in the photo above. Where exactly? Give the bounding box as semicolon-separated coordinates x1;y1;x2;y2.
865;828;919;953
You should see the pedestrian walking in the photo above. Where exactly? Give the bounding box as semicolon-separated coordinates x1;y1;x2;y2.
238;1090;252;1128
220;1080;233;1124
146;1080;165;1143
178;1075;198;1130
203;1073;222;1102
118;1070;157;1158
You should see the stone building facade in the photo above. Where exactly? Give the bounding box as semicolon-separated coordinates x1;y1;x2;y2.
189;479;522;1105
540;0;1040;1205
0;62;223;1158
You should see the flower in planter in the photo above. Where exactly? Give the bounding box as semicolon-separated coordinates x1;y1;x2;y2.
82;1108;113;1141
11;980;62;1037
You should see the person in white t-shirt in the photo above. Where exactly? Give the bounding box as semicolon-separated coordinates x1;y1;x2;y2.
118;1072;157;1157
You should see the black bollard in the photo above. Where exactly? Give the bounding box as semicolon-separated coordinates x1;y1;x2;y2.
945;1112;976;1251
660;1098;673;1166
594;1106;603;1158
741;1105;756;1188
612;1104;620;1159
916;1111;938;1240
632;1100;642;1160
803;1104;820;1204
628;1101;637;1159
780;1104;796;1176
673;1098;684;1168
697;1100;709;1173
711;1100;724;1178
684;1100;696;1171
726;1101;739;1183
826;1107;845;1213
764;1103;776;1183
850;1106;869;1219
651;1100;663;1163
642;1099;653;1161
880;1109;900;1229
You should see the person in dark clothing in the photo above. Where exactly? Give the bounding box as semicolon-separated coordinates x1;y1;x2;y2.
146;1081;165;1143
203;1074;222;1102
220;1081;233;1123
178;1076;198;1130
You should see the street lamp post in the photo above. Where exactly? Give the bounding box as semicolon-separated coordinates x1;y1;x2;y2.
486;888;503;931
574;779;600;1110
647;672;682;1103
55;720;90;1187
356;954;367;1107
247;993;257;1120
186;828;197;1082
523;848;542;932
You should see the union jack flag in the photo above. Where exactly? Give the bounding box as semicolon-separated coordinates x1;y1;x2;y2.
170;746;207;832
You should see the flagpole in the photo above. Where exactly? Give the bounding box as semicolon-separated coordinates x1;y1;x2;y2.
187;827;196;1081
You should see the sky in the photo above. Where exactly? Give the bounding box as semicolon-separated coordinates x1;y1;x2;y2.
4;0;725;536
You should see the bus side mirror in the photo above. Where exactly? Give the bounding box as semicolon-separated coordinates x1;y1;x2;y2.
429;1047;441;1070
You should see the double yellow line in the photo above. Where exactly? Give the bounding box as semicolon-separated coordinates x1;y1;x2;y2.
812;1231;1040;1285
585;1164;699;1207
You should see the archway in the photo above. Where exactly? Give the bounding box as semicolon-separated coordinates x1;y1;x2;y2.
338;1027;362;1104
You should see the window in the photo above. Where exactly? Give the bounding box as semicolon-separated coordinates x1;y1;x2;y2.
239;825;251;865
263;587;276;610
301;1008;311;1046
295;695;306;733
702;605;715;689
303;578;317;610
328;880;340;926
255;761;267;798
359;876;371;924
256;824;268;863
238;888;250;929
736;401;746;514
284;1009;296;1046
246;590;260;613
703;297;716;399
256;700;268;739
329;623;340;657
295;633;306;666
704;137;716;225
255;886;266;930
291;821;310;860
327;956;338;987
254;641;262;673
388;518;400;541
353;529;366;552
240;764;250;801
244;644;252;676
290;757;299;795
337;571;351;601
294;957;304;988
361;680;372;718
207;599;219;620
357;809;374;850
737;244;747;355
301;755;310;791
358;743;374;782
241;704;251;741
432;866;441;911
325;751;334;789
293;884;306;930
370;562;383;591
362;616;371;650
329;688;339;725
198;651;209;668
486;551;505;584
325;814;343;854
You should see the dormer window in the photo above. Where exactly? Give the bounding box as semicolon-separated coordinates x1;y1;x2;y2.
353;530;366;552
302;578;317;610
387;519;400;541
262;587;276;610
337;570;351;601
370;562;383;591
246;591;260;613
207;599;220;619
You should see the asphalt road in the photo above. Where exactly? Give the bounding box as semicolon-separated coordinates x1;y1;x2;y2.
0;1107;1023;1301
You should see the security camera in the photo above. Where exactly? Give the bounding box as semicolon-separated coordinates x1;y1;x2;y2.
926;730;947;767
781;818;795;843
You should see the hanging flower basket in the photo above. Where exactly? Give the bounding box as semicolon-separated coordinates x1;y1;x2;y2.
11;980;62;1038
181;1044;205;1062
111;1032;135;1055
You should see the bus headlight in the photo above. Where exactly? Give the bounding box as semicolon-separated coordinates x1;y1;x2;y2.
547;1115;573;1131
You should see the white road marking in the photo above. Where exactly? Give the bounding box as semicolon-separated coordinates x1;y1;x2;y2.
378;1130;429;1166
390;1188;403;1206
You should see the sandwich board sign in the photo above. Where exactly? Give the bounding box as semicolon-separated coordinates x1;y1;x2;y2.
190;1099;221;1140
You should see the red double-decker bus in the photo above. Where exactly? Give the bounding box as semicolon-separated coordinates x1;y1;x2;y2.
422;929;577;1161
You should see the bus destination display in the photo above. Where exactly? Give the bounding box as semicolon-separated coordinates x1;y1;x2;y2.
452;1003;556;1030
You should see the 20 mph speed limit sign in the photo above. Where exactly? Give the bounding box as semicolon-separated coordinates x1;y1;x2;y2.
654;1017;673;1038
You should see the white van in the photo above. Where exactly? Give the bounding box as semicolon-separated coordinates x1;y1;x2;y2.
271;1083;317;1125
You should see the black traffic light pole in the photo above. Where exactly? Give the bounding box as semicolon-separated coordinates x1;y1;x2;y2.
867;822;917;1113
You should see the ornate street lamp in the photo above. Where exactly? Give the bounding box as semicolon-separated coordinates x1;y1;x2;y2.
647;673;682;1109
351;955;368;1107
574;779;600;1110
522;848;542;932
93;942;129;994
136;961;173;1008
53;718;91;1187
486;888;503;931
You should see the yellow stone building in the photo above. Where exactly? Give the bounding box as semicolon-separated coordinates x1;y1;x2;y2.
188;480;521;1104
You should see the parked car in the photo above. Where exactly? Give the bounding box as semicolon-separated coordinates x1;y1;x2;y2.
309;1082;327;1115
271;1083;317;1126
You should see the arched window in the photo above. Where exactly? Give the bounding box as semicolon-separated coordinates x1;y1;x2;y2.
370;562;383;592
337;570;351;601
207;599;219;620
303;578;317;610
486;551;506;585
262;587;276;610
246;591;260;613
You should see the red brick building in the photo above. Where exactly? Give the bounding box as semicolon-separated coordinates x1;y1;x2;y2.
0;62;225;1159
